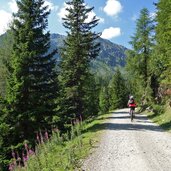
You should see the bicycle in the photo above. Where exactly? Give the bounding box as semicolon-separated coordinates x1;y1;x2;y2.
128;104;136;122
130;107;135;122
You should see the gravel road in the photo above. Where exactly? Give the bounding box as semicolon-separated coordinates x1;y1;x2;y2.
81;108;171;171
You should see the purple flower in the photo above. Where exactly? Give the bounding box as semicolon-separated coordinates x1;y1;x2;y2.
39;131;44;144
28;149;35;156
45;131;49;140
11;150;15;159
23;155;28;162
8;163;14;171
36;132;40;144
16;152;21;167
25;143;29;155
22;151;28;166
24;143;28;150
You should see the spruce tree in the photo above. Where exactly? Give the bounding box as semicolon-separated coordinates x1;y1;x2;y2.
59;0;100;128
99;86;110;114
109;68;128;109
155;0;171;85
6;0;58;143
83;74;100;116
126;8;154;104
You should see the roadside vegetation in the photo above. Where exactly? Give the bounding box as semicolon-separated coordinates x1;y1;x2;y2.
11;113;110;171
145;102;171;132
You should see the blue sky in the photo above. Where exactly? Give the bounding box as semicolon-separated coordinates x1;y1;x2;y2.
0;0;157;48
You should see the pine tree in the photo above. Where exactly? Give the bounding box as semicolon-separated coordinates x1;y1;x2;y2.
126;8;154;104
109;68;128;109
83;74;100;116
99;86;110;114
59;0;100;128
6;0;58;142
155;0;171;85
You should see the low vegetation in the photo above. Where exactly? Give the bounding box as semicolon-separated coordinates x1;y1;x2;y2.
146;103;171;132
9;113;110;171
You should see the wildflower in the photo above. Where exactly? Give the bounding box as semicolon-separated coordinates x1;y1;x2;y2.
23;155;28;162
16;152;21;167
11;150;15;159
45;130;49;140
28;149;35;156
24;143;29;155
36;132;40;144
8;163;15;171
24;143;28;150
11;150;16;165
22;151;28;166
39;130;44;144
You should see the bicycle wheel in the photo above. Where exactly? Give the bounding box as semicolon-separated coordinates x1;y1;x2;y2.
130;109;133;122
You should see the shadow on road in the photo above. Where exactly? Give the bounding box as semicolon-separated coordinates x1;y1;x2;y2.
102;116;130;120
85;113;164;133
86;122;163;133
109;111;128;114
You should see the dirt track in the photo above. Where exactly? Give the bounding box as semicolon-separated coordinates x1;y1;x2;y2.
81;109;171;171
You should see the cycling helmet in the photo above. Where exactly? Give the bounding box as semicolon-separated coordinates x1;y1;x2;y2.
130;96;134;99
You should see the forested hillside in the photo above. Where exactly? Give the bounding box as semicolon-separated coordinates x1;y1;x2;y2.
49;33;127;67
0;32;127;96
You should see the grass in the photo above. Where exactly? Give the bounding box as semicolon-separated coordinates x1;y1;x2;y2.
14;113;111;171
145;103;171;132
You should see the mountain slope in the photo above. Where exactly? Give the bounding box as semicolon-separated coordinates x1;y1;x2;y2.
0;33;128;81
97;37;127;67
50;33;127;68
0;33;128;69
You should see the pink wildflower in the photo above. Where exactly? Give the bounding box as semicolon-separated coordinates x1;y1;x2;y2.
36;132;40;144
28;149;35;156
44;131;49;140
11;150;15;159
23;155;28;162
39;130;44;144
8;163;15;171
16;152;21;167
24;143;29;155
24;143;28;150
22;151;28;166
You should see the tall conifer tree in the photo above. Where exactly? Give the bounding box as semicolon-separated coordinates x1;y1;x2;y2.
126;8;154;104
99;86;110;114
6;0;58;142
109;68;128;109
155;0;171;85
59;0;100;128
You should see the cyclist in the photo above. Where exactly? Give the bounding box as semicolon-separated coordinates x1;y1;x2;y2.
127;96;136;120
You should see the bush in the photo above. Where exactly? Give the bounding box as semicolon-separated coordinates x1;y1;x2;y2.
152;104;164;115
